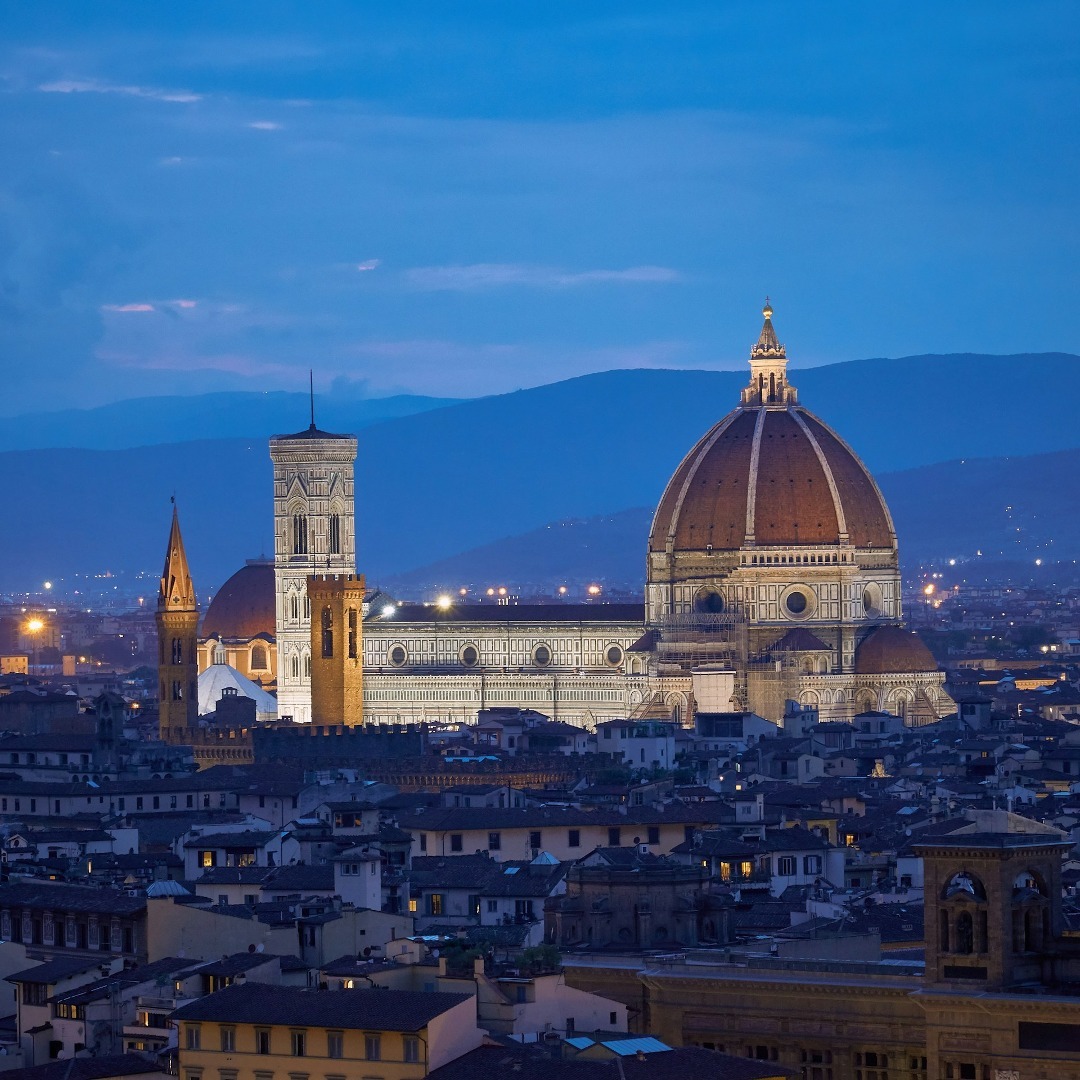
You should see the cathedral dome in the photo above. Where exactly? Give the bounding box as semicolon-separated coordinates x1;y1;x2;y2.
649;303;895;555
854;625;938;674
202;559;275;640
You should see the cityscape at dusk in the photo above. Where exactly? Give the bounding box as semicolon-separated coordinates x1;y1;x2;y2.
2;5;1080;1080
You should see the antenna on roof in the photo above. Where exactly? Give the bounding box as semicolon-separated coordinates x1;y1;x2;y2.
309;370;315;430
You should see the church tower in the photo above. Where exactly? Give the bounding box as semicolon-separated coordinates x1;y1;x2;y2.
270;409;358;724
308;573;366;726
156;504;199;738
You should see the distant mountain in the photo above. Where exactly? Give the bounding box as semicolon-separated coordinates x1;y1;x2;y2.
0;390;461;452
384;448;1080;591
2;353;1078;595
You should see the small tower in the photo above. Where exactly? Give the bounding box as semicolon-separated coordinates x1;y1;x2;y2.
741;298;798;407
156;504;200;739
270;401;358;724
915;830;1070;990
308;573;366;727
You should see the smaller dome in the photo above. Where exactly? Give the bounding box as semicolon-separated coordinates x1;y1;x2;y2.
203;560;275;641
854;625;937;675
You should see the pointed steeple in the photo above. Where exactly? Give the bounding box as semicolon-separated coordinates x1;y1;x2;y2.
159;503;197;612
741;298;798;407
751;297;785;359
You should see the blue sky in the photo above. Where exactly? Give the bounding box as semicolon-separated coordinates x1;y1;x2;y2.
1;2;1077;411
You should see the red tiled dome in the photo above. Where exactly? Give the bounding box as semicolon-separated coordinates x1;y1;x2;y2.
202;560;275;641
854;625;938;674
648;405;895;554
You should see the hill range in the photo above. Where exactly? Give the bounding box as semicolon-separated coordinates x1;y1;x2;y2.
2;352;1077;596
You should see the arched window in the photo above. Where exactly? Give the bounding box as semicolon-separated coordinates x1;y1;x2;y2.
250;645;267;671
329;513;341;555
290;594;300;621
290;655;300;679
171;638;183;664
292;513;308;555
321;607;333;658
303;652;311;678
171;680;183;701
348;608;358;659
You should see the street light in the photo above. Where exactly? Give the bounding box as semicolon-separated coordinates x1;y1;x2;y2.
24;618;45;676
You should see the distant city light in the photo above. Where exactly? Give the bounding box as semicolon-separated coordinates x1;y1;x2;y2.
587;584;601;596
436;595;452;610
948;559;956;566
498;587;507;597
486;588;495;596
25;618;44;633
381;604;396;617
458;588;467;596
43;581;52;590
558;586;567;595
923;584;935;597
1035;558;1043;566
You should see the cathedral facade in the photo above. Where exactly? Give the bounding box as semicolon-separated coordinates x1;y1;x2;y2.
239;304;949;729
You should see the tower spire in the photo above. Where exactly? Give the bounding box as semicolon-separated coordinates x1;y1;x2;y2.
741;297;797;407
159;503;197;612
156;503;200;739
309;370;315;431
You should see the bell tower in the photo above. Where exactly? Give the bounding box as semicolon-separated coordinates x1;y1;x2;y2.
308;573;366;727
270;403;358;724
915;830;1070;990
156;504;199;738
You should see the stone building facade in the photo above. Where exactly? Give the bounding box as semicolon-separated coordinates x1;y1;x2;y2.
270;422;357;724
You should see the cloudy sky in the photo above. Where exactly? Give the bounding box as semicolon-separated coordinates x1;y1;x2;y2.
2;2;1077;411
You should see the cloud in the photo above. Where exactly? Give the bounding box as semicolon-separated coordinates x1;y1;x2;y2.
248;120;282;131
159;156;187;166
355;259;380;271
38;78;201;103
101;303;155;313
403;263;681;291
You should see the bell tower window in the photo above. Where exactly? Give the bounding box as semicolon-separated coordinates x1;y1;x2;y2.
293;513;309;555
321;607;333;658
329;513;341;555
171;638;183;664
348;609;358;659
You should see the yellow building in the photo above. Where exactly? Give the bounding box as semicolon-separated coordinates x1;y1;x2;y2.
173;982;483;1080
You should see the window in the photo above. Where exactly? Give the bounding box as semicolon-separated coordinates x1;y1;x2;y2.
256;1028;271;1054
153;796;160;810
804;855;822;874
200;851;216;868
21;983;47;1006
529;831;542;850
348;609;358;659
329;513;341;555
364;1034;381;1060
419;834;427;852
220;1027;235;1052
609;1012;618;1025
488;832;501;851
291;1031;306;1057
293;513;308;555
777;856;796;876
648;826;660;845
568;829;580;848
251;645;268;670
321;607;334;659
428;893;444;916
487;899;498;913
469;895;481;917
854;1051;890;1080
185;1025;201;1050
608;827;621;847
403;1036;419;1063
319;1030;342;1059
450;834;463;852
